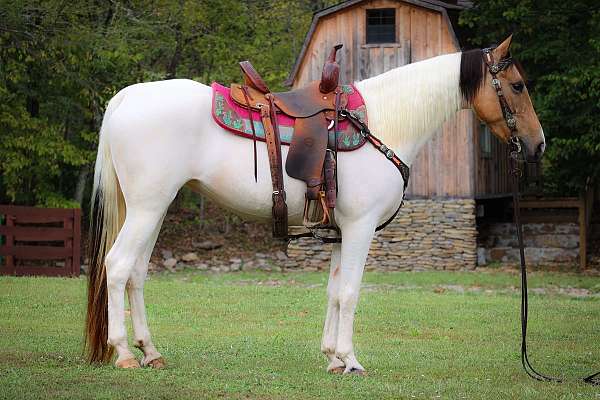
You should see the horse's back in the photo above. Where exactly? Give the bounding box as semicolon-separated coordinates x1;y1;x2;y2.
108;79;210;123
102;79;213;198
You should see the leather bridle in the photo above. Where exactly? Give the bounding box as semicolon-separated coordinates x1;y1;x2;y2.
481;47;523;158
482;47;599;385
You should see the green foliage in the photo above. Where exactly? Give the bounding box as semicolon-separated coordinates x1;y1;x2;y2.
0;0;338;207
460;1;600;195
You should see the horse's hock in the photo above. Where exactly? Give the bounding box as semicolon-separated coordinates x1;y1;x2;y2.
286;199;478;271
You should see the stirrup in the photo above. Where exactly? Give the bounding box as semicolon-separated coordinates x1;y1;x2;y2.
303;191;335;229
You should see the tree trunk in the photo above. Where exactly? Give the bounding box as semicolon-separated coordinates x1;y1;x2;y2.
166;24;183;79
74;167;89;206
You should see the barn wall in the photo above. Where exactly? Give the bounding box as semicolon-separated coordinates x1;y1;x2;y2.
286;1;481;270
474;125;511;198
292;0;476;199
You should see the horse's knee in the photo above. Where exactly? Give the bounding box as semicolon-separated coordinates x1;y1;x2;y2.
339;285;359;309
327;286;341;305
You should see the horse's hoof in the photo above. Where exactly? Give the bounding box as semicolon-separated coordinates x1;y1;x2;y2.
344;367;367;376
328;366;345;374
147;357;166;369
115;358;141;369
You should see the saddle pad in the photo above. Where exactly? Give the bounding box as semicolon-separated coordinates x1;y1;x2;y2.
211;82;368;151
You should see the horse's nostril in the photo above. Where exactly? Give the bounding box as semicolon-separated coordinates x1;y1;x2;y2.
536;142;545;156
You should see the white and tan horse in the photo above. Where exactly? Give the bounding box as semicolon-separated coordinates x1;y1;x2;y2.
85;36;545;373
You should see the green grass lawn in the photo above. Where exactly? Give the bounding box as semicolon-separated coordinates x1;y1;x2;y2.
1;270;598;399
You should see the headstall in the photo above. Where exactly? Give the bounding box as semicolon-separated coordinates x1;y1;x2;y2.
481;48;523;163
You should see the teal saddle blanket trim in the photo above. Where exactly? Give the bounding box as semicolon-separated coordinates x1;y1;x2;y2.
211;82;368;151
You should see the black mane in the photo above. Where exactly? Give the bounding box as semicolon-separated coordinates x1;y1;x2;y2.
459;49;485;104
460;48;526;104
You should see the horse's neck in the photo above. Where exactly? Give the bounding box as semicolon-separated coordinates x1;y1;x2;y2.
354;52;463;165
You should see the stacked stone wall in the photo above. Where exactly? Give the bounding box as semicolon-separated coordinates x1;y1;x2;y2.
477;222;580;266
284;199;478;271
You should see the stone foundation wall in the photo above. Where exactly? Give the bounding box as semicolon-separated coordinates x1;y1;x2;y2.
477;222;580;266
284;199;477;271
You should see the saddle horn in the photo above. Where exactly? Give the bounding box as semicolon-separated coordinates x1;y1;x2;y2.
319;44;343;93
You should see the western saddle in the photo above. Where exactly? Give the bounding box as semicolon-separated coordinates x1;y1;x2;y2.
230;44;410;240
230;44;346;239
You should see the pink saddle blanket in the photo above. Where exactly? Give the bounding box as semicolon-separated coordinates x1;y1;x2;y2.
211;82;368;151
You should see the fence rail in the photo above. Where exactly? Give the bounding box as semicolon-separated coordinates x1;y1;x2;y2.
0;205;81;277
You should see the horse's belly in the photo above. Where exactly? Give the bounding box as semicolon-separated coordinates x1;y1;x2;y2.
189;126;307;225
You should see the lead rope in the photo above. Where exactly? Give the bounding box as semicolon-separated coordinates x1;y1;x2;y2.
510;146;560;383
485;45;600;385
511;141;599;385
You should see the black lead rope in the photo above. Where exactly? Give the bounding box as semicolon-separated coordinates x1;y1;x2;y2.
510;152;560;383
485;43;600;385
511;147;599;386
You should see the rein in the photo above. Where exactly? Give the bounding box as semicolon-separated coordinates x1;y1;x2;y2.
483;47;599;386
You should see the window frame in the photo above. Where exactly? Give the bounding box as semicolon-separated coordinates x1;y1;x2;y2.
365;8;397;45
479;123;493;159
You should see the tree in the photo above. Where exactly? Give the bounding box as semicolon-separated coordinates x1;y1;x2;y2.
460;0;600;195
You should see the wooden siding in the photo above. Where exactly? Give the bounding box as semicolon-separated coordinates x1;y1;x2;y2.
474;123;511;198
292;0;477;198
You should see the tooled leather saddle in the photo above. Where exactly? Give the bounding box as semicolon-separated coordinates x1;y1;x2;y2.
228;44;410;240
229;45;346;239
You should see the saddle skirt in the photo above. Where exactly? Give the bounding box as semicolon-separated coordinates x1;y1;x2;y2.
211;82;368;151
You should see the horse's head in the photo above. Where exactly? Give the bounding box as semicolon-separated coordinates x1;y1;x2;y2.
460;35;545;162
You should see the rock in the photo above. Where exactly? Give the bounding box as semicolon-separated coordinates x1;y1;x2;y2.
181;252;199;262
176;262;188;270
161;249;173;260
275;250;288;260
196;263;208;271
194;240;222;251
242;262;258;271
163;258;177;272
80;264;89;274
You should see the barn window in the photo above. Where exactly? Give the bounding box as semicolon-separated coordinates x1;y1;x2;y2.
480;123;492;158
366;9;396;44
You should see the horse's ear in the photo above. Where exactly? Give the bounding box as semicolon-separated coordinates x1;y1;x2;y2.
493;34;513;59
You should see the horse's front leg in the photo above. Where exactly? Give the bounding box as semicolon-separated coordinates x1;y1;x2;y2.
335;220;375;375
321;243;345;373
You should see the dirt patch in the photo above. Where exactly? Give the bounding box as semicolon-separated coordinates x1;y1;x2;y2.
228;279;599;298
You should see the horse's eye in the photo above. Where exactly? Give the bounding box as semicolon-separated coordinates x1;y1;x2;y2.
511;82;525;93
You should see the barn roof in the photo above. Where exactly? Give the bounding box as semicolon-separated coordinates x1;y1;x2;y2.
285;0;471;86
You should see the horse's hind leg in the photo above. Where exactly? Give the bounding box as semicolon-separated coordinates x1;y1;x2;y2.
321;243;345;373
106;206;168;368
128;211;167;368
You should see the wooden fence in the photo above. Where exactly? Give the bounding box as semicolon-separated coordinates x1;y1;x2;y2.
519;181;595;269
0;205;81;277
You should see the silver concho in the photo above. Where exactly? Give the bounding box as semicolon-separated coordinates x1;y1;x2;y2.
491;78;501;89
380;144;388;153
386;149;395;159
507;117;517;129
490;64;500;74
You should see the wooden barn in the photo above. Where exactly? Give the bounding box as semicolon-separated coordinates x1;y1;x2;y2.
287;0;591;270
284;0;588;270
286;0;509;201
